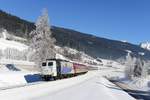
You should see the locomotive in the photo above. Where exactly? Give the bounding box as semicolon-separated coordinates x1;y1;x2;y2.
41;59;88;80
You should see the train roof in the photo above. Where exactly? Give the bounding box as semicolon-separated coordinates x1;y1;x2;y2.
46;58;69;62
45;59;89;66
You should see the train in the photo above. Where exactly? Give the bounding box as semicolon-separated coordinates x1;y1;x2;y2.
41;59;88;80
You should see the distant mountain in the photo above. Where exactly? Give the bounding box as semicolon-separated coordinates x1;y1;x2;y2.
140;42;150;51
0;10;150;60
0;10;35;38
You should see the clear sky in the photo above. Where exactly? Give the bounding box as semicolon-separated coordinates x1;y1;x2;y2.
0;0;150;44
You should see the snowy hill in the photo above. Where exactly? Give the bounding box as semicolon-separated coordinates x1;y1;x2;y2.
0;39;28;51
140;42;150;51
0;29;28;51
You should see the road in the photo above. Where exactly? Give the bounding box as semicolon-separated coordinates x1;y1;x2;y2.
0;69;136;100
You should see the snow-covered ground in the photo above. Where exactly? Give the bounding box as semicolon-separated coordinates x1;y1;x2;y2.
0;64;136;100
36;71;135;100
0;71;40;89
0;61;41;89
0;69;41;88
0;29;141;100
0;38;28;51
0;43;134;100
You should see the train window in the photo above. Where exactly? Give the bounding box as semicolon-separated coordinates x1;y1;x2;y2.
48;62;53;66
42;62;46;66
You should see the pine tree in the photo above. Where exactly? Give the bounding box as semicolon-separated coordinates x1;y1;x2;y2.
29;9;56;68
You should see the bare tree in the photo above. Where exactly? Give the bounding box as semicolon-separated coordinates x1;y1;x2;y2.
29;8;56;69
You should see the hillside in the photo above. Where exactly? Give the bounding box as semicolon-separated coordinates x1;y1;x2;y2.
0;10;35;38
0;10;150;60
51;27;150;60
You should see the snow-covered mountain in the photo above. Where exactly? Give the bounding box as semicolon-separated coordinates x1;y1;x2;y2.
140;42;150;51
1;10;150;60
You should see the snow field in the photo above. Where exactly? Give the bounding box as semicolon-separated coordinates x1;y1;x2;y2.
0;71;41;89
0;70;136;100
0;71;97;100
0;72;27;88
0;38;28;51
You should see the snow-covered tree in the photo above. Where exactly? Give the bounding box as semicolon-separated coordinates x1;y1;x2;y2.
62;46;82;61
124;52;136;79
125;51;148;80
74;51;82;61
4;48;11;59
63;47;70;57
29;8;56;68
134;58;148;78
141;61;148;78
0;50;3;59
133;58;143;77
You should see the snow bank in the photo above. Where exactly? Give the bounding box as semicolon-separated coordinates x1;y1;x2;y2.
0;72;28;88
0;71;42;89
0;62;41;89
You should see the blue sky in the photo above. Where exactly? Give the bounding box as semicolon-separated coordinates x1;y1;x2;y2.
0;0;150;44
